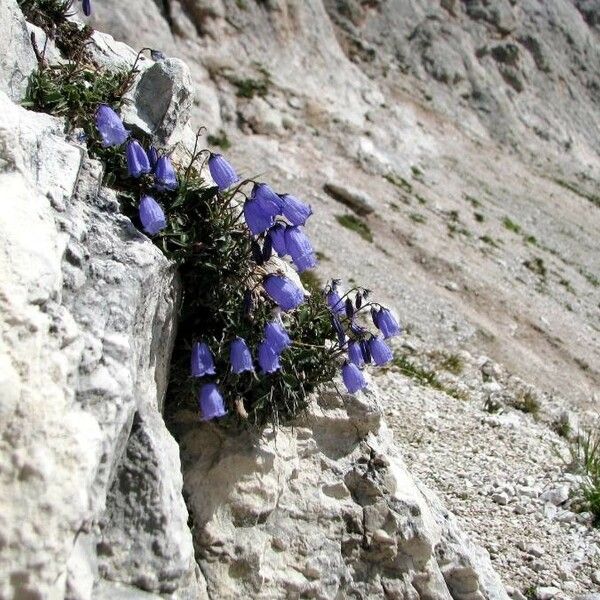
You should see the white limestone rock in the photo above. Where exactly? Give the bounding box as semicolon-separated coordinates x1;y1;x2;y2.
0;89;201;598
177;384;509;599
0;0;36;101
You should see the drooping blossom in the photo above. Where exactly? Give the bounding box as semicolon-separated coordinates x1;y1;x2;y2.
198;383;227;420
371;306;380;328
253;183;282;217
95;104;128;147
244;197;276;236
326;285;345;315
280;193;312;226
230;337;254;374
348;341;365;368
191;341;216;377
264;320;291;353
369;336;393;366
258;340;281;373
139;195;167;235
284;226;316;272
376;308;401;339
267;223;287;257
154;155;178;191
126;140;151;178
360;339;372;364
342;362;367;394
332;315;346;346
148;146;159;169
263;275;304;311
208;153;239;190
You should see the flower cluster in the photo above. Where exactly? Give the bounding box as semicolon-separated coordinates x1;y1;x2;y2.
187;153;401;421
94;102;402;424
326;281;402;393
95;105;173;236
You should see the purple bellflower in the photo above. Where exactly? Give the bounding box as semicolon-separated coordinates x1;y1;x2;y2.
348;341;365;368
244;184;284;235
369;336;393;366
284;226;316;272
148;146;159;169
244;198;275;236
258;340;281;373
265;320;291;353
82;0;91;16
95;105;128;148
191;341;216;377
279;194;312;226
360;339;372;364
326;286;345;315
139;195;167;235
376;308;401;339
253;183;282;217
230;337;254;374
208;153;239;190
371;306;380;328
150;49;166;61
198;383;227;421
154;155;178;191
342;362;367;394
126;140;151;178
263;275;304;311
267;223;288;256
332;314;346;346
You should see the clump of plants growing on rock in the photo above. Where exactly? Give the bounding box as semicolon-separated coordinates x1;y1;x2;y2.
22;0;404;427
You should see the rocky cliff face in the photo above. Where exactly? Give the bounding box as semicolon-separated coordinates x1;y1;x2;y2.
1;0;599;598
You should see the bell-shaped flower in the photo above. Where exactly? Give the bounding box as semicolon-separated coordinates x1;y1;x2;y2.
342;362;367;394
253;183;282;217
267;223;288;257
191;341;216;377
371;306;380;328
208;153;239;190
263;275;304;311
265;320;291;353
198;383;227;421
326;288;345;315
95;104;128;148
345;297;354;319
154;155;178;191
139;195;167;236
284;226;312;261
284;226;316;273
369;336;393;366
126;140;151;178
348;341;365;368
82;0;91;15
258;340;281;373
280;193;312;226
360;339;371;364
376;308;401;339
244;198;276;236
151;49;166;61
148;146;159;168
355;291;363;310
230;337;254;374
332;315;346;347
